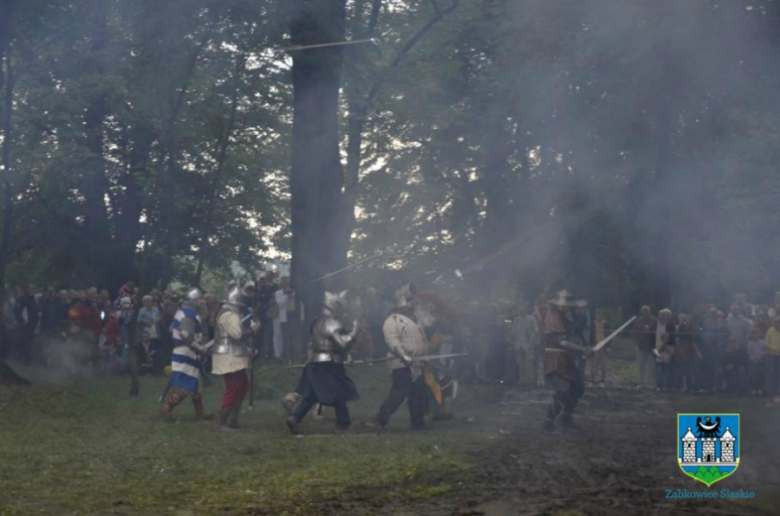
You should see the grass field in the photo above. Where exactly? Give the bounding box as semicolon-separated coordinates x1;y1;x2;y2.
0;364;491;515
2;346;779;516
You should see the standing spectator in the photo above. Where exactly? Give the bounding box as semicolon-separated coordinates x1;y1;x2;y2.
117;297;134;357
727;304;753;350
533;296;550;386
734;293;754;320
654;309;676;391
117;282;136;305
364;287;388;359
573;300;592;349
2;287;19;360
272;276;294;359
764;317;780;402
511;300;540;386
255;272;277;359
718;337;748;394
754;308;771;339
98;312;121;371
14;284;40;364
79;292;103;343
746;327;765;396
768;291;780;319
137;330;160;375
96;290;112;322
589;309;611;387
675;313;696;392
633;305;658;389
160;292;178;366
138;295;162;347
39;287;68;366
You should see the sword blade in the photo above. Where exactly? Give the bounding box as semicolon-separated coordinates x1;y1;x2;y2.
412;353;469;362
593;316;636;353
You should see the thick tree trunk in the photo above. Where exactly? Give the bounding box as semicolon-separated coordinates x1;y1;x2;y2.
289;0;348;354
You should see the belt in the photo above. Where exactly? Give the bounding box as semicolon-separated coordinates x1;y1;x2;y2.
311;353;333;363
310;352;345;364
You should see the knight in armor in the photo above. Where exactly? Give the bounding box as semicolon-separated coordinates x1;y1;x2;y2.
212;284;261;432
160;288;213;422
542;290;594;432
285;290;360;435
372;284;433;431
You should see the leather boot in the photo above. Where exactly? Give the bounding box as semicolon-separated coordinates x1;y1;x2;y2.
214;406;238;432
192;394;213;421
286;416;302;435
227;402;242;429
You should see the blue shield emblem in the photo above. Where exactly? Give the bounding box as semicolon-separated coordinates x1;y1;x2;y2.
677;413;740;487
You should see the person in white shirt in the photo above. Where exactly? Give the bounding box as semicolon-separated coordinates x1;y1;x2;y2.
272;276;294;359
373;284;431;431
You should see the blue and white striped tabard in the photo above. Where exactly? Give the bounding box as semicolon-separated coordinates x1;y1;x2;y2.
170;308;203;393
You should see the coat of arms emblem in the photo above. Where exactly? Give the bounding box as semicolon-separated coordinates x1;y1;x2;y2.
678;413;740;487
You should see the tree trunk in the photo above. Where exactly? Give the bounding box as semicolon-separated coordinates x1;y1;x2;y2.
289;0;348;354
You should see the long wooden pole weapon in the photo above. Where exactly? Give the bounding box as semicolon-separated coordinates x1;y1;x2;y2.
282;38;375;53
287;353;469;371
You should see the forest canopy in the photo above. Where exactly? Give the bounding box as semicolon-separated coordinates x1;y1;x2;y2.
0;0;778;311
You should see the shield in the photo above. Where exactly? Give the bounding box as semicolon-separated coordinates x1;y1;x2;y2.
678;413;740;487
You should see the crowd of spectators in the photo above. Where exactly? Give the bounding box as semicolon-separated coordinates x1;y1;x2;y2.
5;274;779;405
631;293;780;401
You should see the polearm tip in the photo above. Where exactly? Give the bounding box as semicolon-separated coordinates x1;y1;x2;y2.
283;38;376;53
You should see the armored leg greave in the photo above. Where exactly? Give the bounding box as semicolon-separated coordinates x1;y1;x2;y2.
163;392;186;415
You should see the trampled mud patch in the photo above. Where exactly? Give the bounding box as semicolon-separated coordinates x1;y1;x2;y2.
337;388;779;516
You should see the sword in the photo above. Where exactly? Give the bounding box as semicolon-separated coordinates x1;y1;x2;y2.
592;316;636;353
411;352;469;362
158;377;172;404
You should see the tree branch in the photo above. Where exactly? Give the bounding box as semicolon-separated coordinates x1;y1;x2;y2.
365;0;459;106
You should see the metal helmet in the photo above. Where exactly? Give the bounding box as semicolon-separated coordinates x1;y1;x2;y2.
323;290;348;316
223;284;245;307
181;287;202;308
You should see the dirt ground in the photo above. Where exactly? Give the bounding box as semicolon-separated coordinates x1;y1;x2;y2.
2;350;779;516
312;385;780;516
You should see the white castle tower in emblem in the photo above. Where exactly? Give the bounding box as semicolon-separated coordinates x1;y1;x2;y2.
679;420;738;466
720;427;735;463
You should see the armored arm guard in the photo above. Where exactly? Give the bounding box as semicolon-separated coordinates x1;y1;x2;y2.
322;318;358;355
